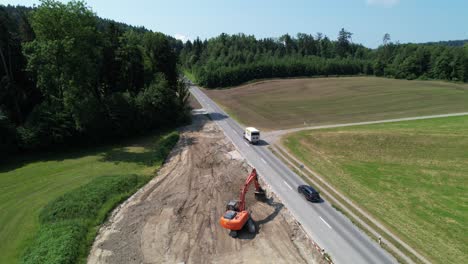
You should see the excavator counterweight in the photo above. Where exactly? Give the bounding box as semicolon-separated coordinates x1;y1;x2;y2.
219;168;265;237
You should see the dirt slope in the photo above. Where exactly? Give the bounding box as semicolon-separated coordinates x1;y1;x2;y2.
88;114;323;264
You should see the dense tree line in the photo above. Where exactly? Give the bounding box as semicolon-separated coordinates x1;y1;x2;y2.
421;39;468;47
181;30;372;87
181;31;468;88
373;41;468;81
0;1;189;158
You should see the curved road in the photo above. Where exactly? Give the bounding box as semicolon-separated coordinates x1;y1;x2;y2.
190;86;396;264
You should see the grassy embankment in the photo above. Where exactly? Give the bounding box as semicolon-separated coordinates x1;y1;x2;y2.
205;77;468;130
283;116;468;264
0;131;179;264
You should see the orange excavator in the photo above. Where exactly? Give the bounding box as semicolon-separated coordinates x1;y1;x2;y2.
219;168;266;237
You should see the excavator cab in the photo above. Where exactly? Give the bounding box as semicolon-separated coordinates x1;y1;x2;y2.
226;200;240;211
223;210;237;220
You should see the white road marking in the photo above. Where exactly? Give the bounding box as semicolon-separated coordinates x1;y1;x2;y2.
283;181;293;190
261;158;267;164
320;216;332;229
244;142;250;147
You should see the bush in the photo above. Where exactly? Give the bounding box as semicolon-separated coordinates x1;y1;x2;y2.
17;102;75;150
39;175;139;224
21;131;179;264
22;175;141;264
135;75;177;129
154;131;179;162
22;221;87;264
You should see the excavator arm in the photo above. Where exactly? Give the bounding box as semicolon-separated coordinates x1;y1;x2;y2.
238;168;264;211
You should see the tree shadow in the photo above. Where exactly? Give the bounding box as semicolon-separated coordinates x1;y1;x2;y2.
98;114;212;165
0;142;114;173
207;112;228;121
100;136;196;166
180;113;210;133
0;113;209;173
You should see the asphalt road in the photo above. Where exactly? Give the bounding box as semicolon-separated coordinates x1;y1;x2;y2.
190;86;396;264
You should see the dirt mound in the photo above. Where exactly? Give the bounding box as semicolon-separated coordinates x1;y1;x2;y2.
88;114;323;264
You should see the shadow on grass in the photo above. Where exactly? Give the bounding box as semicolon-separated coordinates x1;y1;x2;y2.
100;132;186;166
0;130;179;173
0;144;108;174
0;113;212;173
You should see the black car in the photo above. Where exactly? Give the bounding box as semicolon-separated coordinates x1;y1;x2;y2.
298;185;320;202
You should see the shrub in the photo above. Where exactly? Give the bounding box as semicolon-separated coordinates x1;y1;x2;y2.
21;131;179;264
22;221;87;264
39;175;139;224
22;175;142;264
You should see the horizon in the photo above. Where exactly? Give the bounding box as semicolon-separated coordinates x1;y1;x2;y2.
2;0;468;48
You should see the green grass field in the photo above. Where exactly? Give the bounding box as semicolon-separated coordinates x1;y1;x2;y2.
205;77;468;130
0;130;177;264
283;116;468;264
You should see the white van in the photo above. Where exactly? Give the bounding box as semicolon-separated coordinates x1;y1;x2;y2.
244;127;260;144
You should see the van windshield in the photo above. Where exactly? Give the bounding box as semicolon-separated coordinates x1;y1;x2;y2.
251;132;260;136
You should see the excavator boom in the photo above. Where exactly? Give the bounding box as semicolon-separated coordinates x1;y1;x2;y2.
238;168;264;211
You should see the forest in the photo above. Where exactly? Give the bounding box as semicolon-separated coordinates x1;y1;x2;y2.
180;31;468;88
2;1;468;157
0;1;189;158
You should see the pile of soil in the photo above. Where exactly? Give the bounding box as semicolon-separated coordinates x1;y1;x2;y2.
88;114;324;264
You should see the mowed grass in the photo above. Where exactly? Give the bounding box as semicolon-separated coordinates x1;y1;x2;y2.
204;77;468;130
0;130;177;264
283;116;468;264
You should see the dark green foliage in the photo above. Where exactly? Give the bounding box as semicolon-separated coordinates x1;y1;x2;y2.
22;175;139;264
143;32;178;85
0;109;18;157
22;221;87;264
195;56;366;88
21;130;179;264
39;175;139;224
22;132;179;264
0;2;189;156
181;32;372;88
181;32;468;88
17;101;75;149
0;5;38;125
135;74;176;129
22;175;142;264
374;42;467;82
422;39;468;47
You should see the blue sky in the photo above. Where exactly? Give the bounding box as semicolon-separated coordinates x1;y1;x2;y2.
2;0;467;48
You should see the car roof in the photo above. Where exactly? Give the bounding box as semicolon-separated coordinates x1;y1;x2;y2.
300;185;318;193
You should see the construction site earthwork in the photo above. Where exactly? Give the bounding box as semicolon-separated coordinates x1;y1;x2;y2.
88;112;329;264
